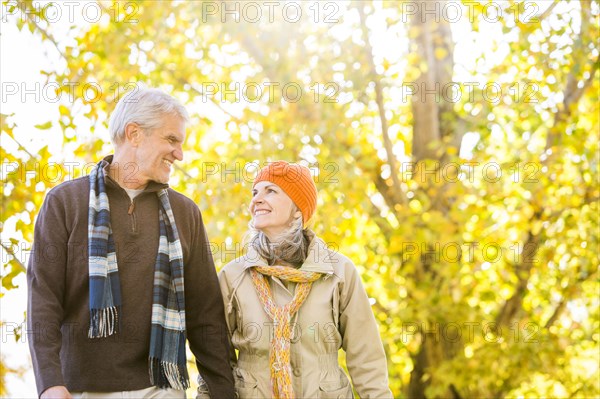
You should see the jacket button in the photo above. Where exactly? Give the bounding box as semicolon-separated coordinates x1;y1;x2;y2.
293;368;301;377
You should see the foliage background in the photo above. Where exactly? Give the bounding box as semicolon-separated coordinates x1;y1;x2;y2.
1;0;599;398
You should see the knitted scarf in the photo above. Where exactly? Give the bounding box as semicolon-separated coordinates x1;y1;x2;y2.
88;159;189;390
250;265;322;399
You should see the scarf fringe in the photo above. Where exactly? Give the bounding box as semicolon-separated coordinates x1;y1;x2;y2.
150;357;190;391
88;306;120;338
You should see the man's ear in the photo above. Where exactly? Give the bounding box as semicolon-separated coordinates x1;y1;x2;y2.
124;123;142;146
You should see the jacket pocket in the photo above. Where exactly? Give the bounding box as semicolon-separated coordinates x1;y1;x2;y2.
332;284;340;328
318;370;353;399
233;367;259;399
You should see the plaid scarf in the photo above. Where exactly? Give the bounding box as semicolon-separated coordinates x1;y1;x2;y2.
250;266;322;399
88;159;189;390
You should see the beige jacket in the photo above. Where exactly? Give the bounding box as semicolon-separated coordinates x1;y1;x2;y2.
219;235;393;399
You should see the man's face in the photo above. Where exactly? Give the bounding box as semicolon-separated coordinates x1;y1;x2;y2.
133;113;186;186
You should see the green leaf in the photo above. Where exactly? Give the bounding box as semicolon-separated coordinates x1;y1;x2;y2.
34;121;52;130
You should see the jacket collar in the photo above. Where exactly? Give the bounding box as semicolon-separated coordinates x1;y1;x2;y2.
242;231;335;275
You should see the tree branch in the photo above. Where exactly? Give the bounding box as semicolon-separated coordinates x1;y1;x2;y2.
17;2;67;61
1;242;27;273
173;163;194;180
187;82;246;124
544;195;600;222
334;136;403;222
3;134;37;160
373;172;404;221
567;384;584;399
495;225;541;327
535;0;560;22
367;199;394;243
544;268;598;329
356;4;406;207
546;1;596;150
544;297;567;330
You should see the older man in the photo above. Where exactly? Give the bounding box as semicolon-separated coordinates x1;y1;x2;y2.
27;87;234;398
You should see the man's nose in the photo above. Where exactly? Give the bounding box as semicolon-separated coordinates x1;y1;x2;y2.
173;144;184;161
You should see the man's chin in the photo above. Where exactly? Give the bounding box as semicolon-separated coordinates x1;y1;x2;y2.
152;174;171;184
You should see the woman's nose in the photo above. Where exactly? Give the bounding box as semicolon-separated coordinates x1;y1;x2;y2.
251;195;263;205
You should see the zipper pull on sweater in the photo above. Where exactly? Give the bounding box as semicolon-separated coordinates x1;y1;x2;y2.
128;201;135;215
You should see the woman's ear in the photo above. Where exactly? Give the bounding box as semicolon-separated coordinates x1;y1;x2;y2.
293;210;302;219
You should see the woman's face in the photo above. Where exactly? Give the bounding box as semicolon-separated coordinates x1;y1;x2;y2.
250;181;301;240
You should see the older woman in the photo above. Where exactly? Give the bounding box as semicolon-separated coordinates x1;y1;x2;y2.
218;161;392;399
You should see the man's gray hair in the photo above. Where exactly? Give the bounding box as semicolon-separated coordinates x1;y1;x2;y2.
108;86;189;144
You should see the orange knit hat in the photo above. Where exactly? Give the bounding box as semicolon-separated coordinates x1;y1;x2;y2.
253;161;317;226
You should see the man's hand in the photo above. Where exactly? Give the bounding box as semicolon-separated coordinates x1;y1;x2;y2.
40;386;72;399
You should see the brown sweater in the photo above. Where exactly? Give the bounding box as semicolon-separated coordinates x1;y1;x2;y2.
27;159;234;397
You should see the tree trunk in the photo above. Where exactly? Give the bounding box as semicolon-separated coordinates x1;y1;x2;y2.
407;1;461;397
